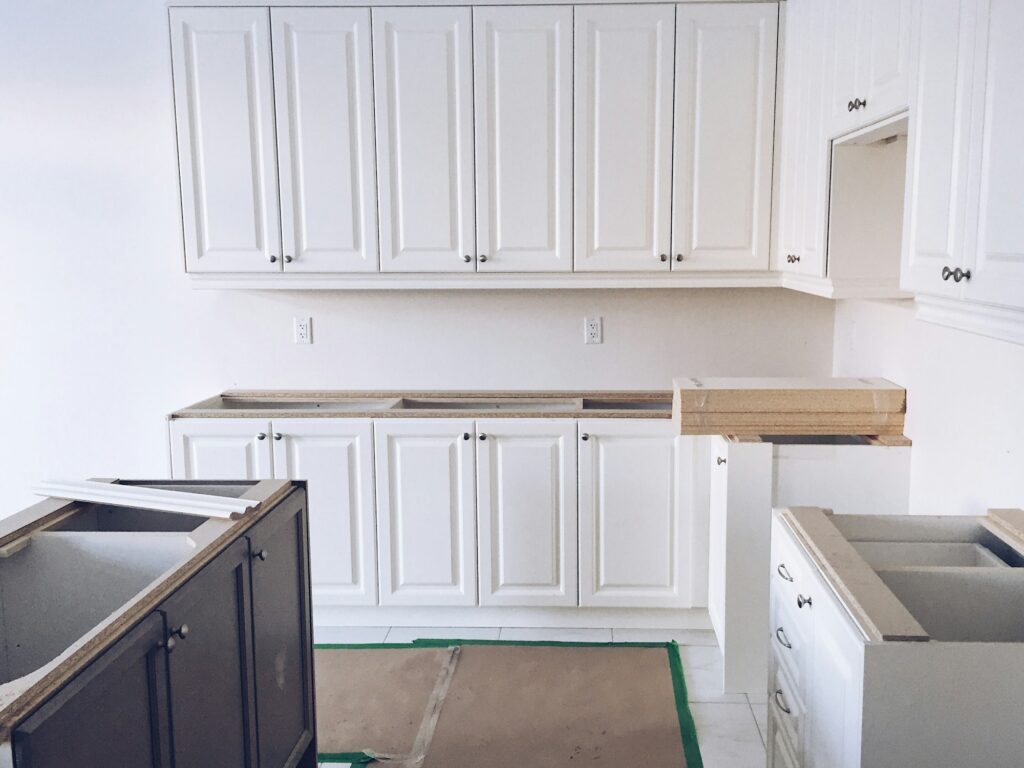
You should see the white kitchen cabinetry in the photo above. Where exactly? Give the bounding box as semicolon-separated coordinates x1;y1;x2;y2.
271;420;377;606
169;418;377;606
372;8;476;273
169;418;274;479
708;435;910;695
476;420;577;607
671;3;777;271
373;420;477;606
776;0;830;279
827;0;914;138
473;7;572;273
170;8;281;273
574;5;675;272
578;420;694;608
271;9;378;273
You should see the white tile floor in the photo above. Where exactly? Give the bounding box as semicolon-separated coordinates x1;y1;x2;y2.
315;627;766;768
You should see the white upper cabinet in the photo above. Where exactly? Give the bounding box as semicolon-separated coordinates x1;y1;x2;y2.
578;420;694;608
574;5;675;272
962;0;1024;310
169;419;274;480
271;419;378;606
902;0;975;298
372;8;476;273
476;420;577;607
473;7;572;272
373;420;477;606
170;8;281;273
671;4;778;271
271;9;379;273
827;0;914;137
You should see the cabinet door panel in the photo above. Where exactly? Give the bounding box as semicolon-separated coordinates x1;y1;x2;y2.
374;420;476;605
902;0;975;298
169;419;274;480
574;5;675;272
826;0;862;137
672;3;777;271
860;0;913;119
163;539;257;768
272;9;379;273
272;419;377;605
247;494;315;768
12;614;171;768
476;420;577;607
474;7;572;272
964;0;1024;309
170;8;280;273
578;420;692;608
373;8;475;272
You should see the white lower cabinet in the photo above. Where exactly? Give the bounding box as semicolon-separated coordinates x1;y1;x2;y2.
476;420;577;607
373;420;477;606
169;418;274;480
578;420;695;608
271;420;377;606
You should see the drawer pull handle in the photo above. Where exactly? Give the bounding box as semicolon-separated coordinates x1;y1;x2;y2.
942;265;954;281
253;549;268;562
777;563;794;582
797;594;813;609
716;457;727;466
775;626;792;650
774;689;792;715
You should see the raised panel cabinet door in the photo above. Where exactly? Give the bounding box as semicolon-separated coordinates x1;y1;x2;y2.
963;0;1024;309
825;0;863;138
162;538;258;768
476;420;577;607
671;3;777;271
12;613;172;768
372;8;476;272
272;9;379;273
577;420;693;608
859;0;913;121
474;7;572;272
271;419;377;606
247;493;315;768
374;420;477;606
170;8;281;273
574;5;675;272
776;0;808;274
901;0;976;298
169;419;274;480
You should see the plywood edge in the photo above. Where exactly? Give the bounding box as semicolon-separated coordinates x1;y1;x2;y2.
982;510;1024;558
779;507;929;643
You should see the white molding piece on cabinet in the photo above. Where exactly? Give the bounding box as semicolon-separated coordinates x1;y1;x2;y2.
780;272;913;300
915;295;1024;347
188;271;784;290
170;0;775;6
33;480;256;518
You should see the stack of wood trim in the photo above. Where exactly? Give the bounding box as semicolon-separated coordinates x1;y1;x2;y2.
672;377;906;436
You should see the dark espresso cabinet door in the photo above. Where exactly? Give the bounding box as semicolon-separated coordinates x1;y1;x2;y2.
12;613;172;768
162;538;258;768
248;494;316;767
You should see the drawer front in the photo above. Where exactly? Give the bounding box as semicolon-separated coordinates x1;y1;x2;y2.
769;715;803;768
771;583;810;691
771;518;809;603
770;648;805;758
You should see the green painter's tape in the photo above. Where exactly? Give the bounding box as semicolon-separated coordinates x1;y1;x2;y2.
314;639;705;767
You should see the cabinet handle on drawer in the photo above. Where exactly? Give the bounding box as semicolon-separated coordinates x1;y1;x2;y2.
775;627;793;650
716;456;727;465
797;594;813;609
777;563;794;582
774;689;792;715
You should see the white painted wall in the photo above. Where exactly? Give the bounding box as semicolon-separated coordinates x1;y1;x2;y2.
833;300;1024;515
0;0;836;517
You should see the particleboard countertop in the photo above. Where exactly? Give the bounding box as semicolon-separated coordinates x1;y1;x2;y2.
0;479;297;744
170;390;675;420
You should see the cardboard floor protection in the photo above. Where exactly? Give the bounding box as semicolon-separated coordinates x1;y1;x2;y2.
314;642;697;767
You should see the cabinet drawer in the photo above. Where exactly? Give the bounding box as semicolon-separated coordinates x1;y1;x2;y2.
771;518;811;603
770;649;805;758
771;584;811;691
769;716;802;768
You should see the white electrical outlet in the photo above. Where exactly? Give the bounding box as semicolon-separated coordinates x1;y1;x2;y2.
294;317;312;344
584;317;603;344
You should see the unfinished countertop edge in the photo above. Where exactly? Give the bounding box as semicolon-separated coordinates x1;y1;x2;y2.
169;390;675;419
778;506;930;644
980;509;1024;558
0;479;298;741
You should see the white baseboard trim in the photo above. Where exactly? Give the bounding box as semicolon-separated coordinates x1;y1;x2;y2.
312;605;712;631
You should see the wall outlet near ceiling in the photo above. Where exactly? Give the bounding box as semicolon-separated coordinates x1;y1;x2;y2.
584;317;603;345
294;316;312;345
